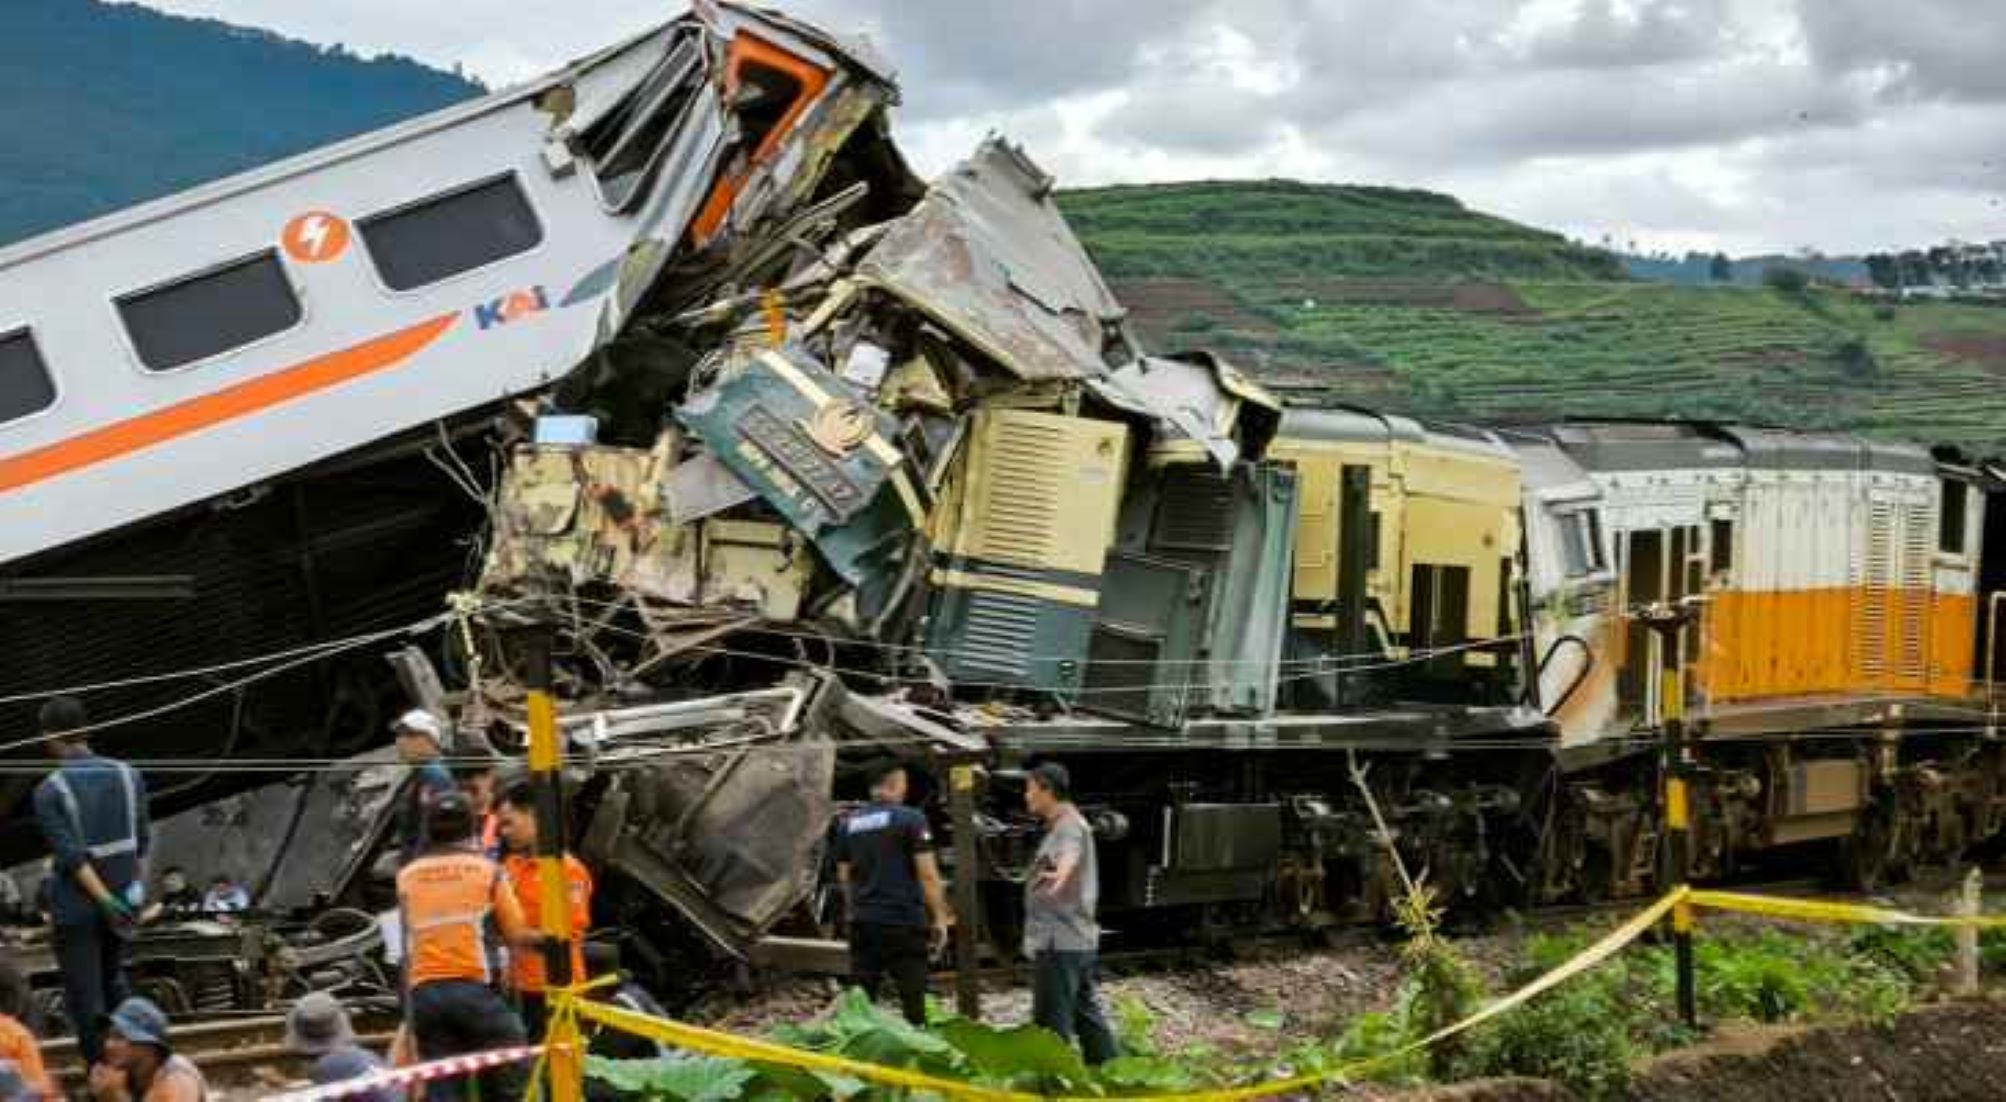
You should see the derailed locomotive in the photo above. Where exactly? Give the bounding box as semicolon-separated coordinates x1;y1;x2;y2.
0;1;2003;978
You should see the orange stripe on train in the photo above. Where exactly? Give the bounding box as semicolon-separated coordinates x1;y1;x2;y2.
0;313;457;492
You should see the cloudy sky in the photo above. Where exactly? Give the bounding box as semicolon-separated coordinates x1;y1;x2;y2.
137;0;2006;256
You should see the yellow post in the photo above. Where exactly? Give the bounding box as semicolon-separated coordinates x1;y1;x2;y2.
1648;609;1698;1028
525;636;583;1102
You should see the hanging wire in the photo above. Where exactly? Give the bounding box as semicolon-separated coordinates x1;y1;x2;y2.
503;590;1532;670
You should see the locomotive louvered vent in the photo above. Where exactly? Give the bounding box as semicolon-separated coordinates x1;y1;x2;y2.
1855;498;1895;679
1897;500;1931;681
955;590;1042;677
974;420;1070;564
1085;629;1161;722
1152;467;1236;552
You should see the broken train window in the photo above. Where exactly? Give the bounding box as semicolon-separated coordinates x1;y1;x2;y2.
117;250;302;372
0;329;56;423
1557;508;1606;578
358;173;543;292
577;34;706;213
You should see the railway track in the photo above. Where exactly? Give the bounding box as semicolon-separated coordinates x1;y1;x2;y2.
46;1012;398;1093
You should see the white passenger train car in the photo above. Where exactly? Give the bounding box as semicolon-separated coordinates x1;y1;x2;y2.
0;2;895;565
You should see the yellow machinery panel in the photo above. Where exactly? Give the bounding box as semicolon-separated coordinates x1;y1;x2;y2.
936;409;1128;577
1269;431;1519;650
927;410;1129;693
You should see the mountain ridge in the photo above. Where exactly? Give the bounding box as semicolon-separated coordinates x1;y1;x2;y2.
11;0;2006;453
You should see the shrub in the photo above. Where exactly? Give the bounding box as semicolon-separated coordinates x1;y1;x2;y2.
1763;267;1811;295
1464;981;1638;1101
1833;336;1878;378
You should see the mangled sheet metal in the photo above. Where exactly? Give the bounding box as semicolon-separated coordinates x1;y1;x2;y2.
853;138;1136;381
676;344;928;612
556;1;908;340
1088;350;1283;470
487;438;819;620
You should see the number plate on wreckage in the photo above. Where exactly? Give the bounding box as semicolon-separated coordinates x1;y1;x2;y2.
735;403;870;522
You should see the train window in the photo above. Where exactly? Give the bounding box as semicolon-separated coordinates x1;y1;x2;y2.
0;329;57;422
1709;518;1734;573
358;174;542;292
581;37;702;212
1557;510;1606;577
117;250;302;372
1411;563;1470;676
1940;480;1968;555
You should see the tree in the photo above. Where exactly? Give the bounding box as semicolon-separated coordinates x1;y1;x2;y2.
1864;253;1899;290
1928;245;1956;283
1709;252;1733;282
1763;266;1810;295
1899;250;1933;288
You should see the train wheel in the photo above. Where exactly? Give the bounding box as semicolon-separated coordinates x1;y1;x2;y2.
1838;802;1898;892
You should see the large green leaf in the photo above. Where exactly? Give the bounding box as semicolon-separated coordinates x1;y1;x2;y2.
740;1061;870;1101
1245;1009;1285;1031
933;1018;1097;1093
1092;1055;1200;1091
585;1055;756;1101
825;989;962;1075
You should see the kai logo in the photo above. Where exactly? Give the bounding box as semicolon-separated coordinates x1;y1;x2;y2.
473;286;550;330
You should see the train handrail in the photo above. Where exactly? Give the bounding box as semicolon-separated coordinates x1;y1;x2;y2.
1536;634;1594;718
1985;591;2006;728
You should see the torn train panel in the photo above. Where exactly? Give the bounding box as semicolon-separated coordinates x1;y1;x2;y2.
676;344;928;611
854;138;1136;381
567;1;907;339
572;675;977;960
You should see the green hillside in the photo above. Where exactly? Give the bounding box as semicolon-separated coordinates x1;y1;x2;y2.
0;0;481;246
1062;184;2006;454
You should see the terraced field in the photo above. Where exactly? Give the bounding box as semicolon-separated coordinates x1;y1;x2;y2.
1066;184;2006;453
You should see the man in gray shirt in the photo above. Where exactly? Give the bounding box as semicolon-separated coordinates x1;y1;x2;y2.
1022;762;1118;1064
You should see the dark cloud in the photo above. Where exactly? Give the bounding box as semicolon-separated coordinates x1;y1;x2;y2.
1515;0;1728;70
1798;0;2006;104
136;0;2006;253
789;0;1216;119
1094;84;1288;157
1308;61;1870;164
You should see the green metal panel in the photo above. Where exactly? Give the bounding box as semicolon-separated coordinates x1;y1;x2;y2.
1121;462;1299;716
1083;551;1210;726
1198;464;1299;715
925;566;1098;695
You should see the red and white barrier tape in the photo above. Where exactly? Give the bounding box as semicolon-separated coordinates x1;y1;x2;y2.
261;1043;546;1101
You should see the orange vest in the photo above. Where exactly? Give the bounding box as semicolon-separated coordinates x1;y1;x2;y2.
397;850;515;988
0;1014;52;1098
502;853;592;993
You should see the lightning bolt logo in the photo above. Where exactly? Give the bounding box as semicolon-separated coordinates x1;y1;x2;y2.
281;210;350;264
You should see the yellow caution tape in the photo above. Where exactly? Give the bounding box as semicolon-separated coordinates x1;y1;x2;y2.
552;891;1686;1101
564;996;1042;1101
1688;889;2006;929
551;885;2006;1100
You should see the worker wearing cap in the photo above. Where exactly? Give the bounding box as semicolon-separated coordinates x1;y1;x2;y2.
495;778;593;1037
30;696;149;1066
393;709;460;866
284;992;392;1102
398;790;543;1101
86;996;205;1101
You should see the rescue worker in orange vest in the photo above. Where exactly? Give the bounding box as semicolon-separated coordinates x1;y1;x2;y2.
396;791;552;1101
495;778;593;1038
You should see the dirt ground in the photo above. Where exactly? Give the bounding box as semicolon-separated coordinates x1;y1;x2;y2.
703;888;2006;1100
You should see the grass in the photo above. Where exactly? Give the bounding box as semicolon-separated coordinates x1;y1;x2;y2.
1063;181;2006;453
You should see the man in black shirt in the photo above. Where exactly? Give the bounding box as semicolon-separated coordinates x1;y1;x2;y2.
835;763;952;1025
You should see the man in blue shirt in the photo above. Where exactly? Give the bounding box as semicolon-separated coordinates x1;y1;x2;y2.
30;696;149;1066
834;763;952;1025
